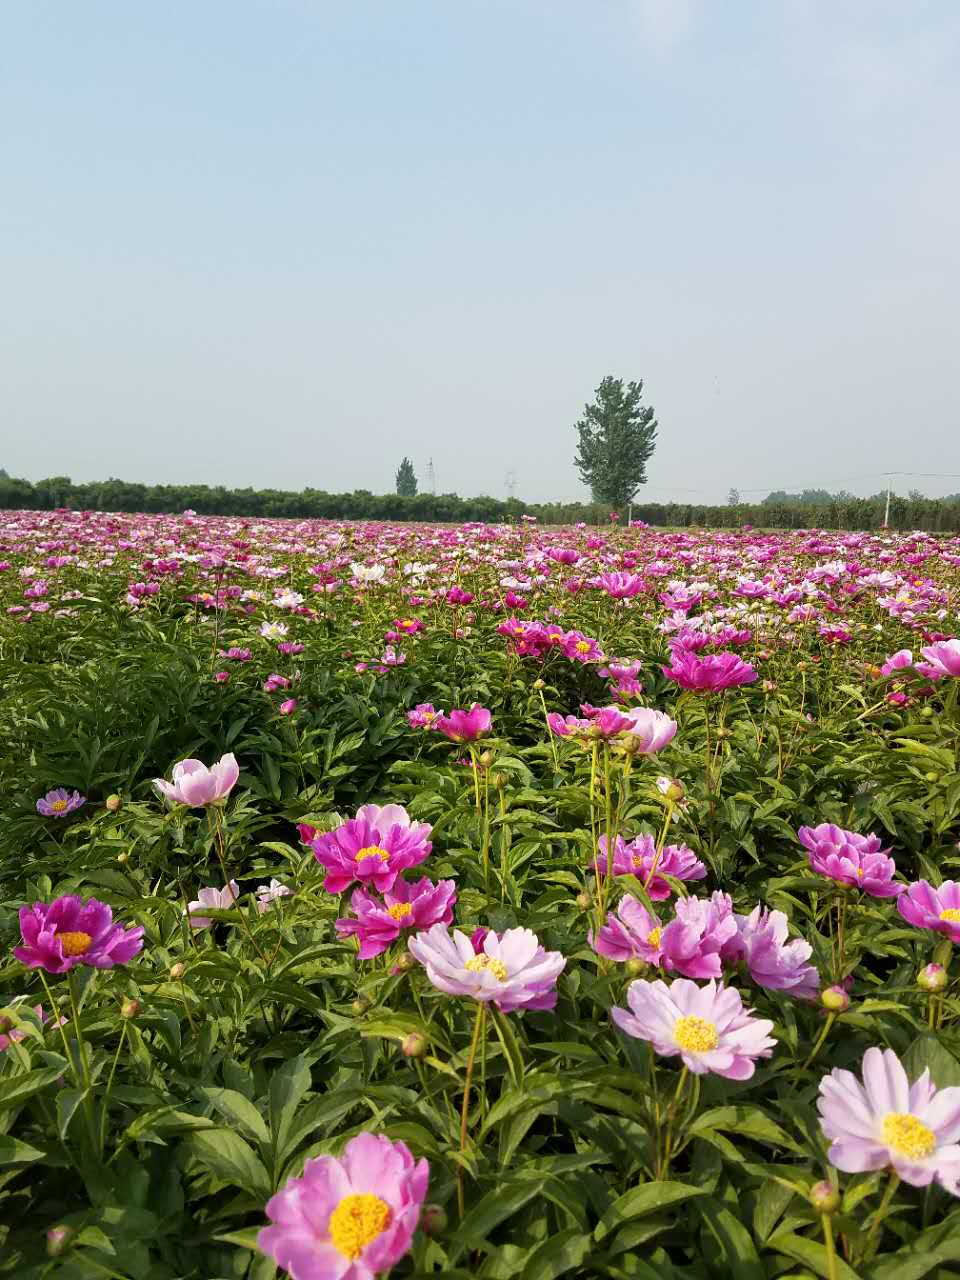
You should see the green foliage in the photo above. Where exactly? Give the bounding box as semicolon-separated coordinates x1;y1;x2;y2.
573;376;658;508
396;457;419;498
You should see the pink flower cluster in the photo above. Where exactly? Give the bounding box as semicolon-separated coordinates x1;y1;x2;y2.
547;705;677;752
496;618;604;663
406;703;491;741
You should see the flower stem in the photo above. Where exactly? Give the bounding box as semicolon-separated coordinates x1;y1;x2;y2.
98;1021;127;1157
538;686;560;774
457;1001;487;1218
861;1173;900;1264
821;1214;839;1280
802;1012;836;1071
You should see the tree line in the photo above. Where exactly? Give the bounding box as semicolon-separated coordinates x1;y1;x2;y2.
2;472;960;531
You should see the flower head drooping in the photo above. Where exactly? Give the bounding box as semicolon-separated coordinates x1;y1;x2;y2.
258;1131;429;1280
593;834;707;900
898;880;960;943
798;824;903;897
592;897;664;965
153;753;239;808
818;1046;960;1191
14;896;144;974
612;977;776;1079
186;881;239;930
36;788;86;818
305;804;433;895
335;879;457;959
662;649;758;693
408;924;565;1012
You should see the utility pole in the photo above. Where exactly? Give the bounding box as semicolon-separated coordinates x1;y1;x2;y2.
884;482;892;528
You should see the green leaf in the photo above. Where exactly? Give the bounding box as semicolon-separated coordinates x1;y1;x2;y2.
490;1006;525;1090
184;1128;272;1198
595;1181;707;1242
56;1087;86;1141
269;1054;313;1166
695;1197;763;1278
767;1230;861;1279
520;1228;593;1280
0;1066;66;1110
0;1135;47;1165
688;1106;801;1152
902;1034;960;1089
200;1088;270;1147
452;1177;550;1256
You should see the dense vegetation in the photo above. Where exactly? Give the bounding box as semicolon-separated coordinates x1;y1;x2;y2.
1;509;960;1278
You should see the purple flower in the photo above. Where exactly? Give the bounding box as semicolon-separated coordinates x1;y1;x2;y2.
662;650;758;692
659;892;738;980
593;834;707;900
798;824;903;897
408;924;565;1012
433;704;492;742
186;881;239;930
406;702;439;729
258;1131;429;1279
154;753;239;807
305;804;432;895
612;977;776;1079
898;880;960;943
818;1046;960;1191
335;878;457;959
256;879;293;914
592;897;664;965
36;788;86;818
14;896;144;973
723;904;820;999
919;638;960;679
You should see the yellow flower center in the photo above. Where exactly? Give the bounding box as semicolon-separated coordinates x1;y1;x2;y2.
631;853;646;868
647;928;662;948
575;641;592;653
327;1193;391;1260
357;845;390;862
400;619;414;627
856;867;864;877
881;1112;936;1160
50;799;69;812
940;909;960;923
387;902;413;921
59;931;93;957
674;1015;719;1053
465;954;508;981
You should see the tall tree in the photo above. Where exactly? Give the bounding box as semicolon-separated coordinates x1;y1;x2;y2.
395;457;418;497
573;376;657;507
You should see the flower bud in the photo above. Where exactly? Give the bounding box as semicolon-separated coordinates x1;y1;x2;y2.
351;996;371;1016
393;951;416;973
656;776;685;802
924;772;939;784
479;749;495;769
921;705;935;718
491;772;507;789
809;1181;839;1214
918;962;947;992
105;793;122;813
121;998;141;1020
47;1226;73;1257
533;678;545;690
762;680;777;694
169;962;186;981
575;891;592;911
625;957;647;978
402;1032;427;1059
421;1204;448;1236
715;727;731;740
821;985;850;1013
116;852;129;864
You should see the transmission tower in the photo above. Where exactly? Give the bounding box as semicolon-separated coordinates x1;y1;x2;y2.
505;469;518;500
426;458;437;495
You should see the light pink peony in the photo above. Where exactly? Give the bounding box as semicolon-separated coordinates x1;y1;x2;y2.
186;881;239;929
408;924;565;1012
154;754;240;807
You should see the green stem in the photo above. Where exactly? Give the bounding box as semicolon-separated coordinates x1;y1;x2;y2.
538;686;560;774
822;1214;839;1280
861;1173;900;1264
98;1021;127;1157
457;1001;487;1218
802;1012;836;1071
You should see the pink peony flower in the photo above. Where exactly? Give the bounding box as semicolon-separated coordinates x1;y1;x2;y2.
14;896;144;973
258;1131;429;1279
722;904;820;999
818;1046;960;1191
256;879;293;913
335;878;457;959
593;834;707;899
898;880;960;943
620;707;678;753
561;630;604;663
153;753;239;807
305;804;432;895
279;698;298;714
880;649;914;676
406;702;440;729
0;1003;65;1051
612;977;776;1079
919;638;960;679
597;572;646;599
659;892;738;979
186;881;239;929
798;824;903;897
36;788;86;818
433;704;491;742
592;897;664;965
408;923;565;1012
662;649;758;692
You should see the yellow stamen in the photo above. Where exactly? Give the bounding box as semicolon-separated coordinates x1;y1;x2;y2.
631;853;646;868
575;641;592;653
647;928;662;949
465;953;508;981
356;845;390;862
881;1113;936;1160
387;902;413;921
59;931;93;957
674;1015;719;1053
50;799;68;812
328;1193;391;1260
940;909;960;924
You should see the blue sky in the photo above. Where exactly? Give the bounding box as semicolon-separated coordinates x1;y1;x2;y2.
2;1;958;502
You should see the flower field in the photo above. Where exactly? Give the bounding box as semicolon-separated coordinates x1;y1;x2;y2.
2;508;960;1279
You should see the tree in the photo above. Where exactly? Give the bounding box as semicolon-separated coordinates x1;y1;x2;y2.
395;457;418;497
727;487;740;506
574;376;657;508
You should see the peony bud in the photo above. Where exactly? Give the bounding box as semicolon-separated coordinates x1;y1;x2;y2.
402;1032;427;1059
169;962;186;980
656;776;685;802
533;678;545;690
809;1181;840;1214
918;962;947;992
105;793;122;813
625;957;647;978
479;749;495;769
351;996;371;1016
821;985;850;1013
116;852;129;864
46;1226;73;1256
121;998;141;1020
421;1204;448;1236
575;891;592;911
393;952;416;973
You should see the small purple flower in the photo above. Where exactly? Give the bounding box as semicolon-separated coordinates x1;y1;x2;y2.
335;878;457;959
14;896;144;973
898;880;960;943
36;788;86;818
798;824;903;897
408;924;565;1012
593;834;707;900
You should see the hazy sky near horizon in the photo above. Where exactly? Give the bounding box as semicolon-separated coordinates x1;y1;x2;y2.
3;1;959;504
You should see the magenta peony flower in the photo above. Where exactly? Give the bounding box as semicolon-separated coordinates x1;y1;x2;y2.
153;753;239;807
335;878;457;959
408;924;565;1012
898;880;960;943
612;977;776;1079
433;704;491;742
662;649;758;692
258;1131;429;1279
592;897;664;965
305;804;432;895
818;1046;960;1191
186;880;239;929
593;834;707;900
406;702;439;729
36;788;86;818
14;896;144;974
561;630;604;663
597;572;646;599
880;649;914;676
722;904;820;999
798;823;903;897
919;638;960;679
659;892;738;980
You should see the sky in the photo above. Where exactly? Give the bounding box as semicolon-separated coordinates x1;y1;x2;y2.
2;0;959;505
